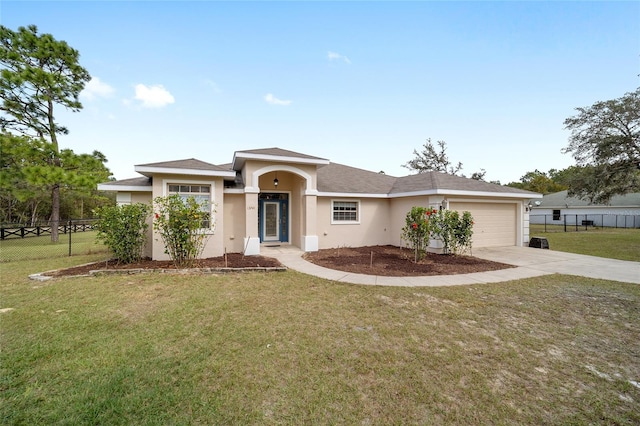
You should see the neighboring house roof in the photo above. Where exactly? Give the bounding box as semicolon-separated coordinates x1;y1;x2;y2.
536;190;640;208
135;158;236;178
232;147;330;170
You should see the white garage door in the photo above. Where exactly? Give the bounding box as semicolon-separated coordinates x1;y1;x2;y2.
449;202;517;247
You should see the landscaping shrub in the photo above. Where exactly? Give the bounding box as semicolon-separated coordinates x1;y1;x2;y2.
401;206;437;262
153;195;212;268
431;209;474;255
94;203;150;264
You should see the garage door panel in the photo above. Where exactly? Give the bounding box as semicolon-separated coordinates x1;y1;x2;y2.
449;202;516;247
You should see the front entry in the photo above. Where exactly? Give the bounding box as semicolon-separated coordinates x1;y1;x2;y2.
259;193;289;243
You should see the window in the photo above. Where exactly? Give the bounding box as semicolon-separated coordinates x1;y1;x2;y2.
552;209;561;221
332;200;359;223
168;184;211;228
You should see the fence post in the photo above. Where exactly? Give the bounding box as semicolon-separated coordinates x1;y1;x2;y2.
68;220;72;256
564;215;567;232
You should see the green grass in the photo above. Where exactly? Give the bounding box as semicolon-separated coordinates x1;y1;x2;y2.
0;231;109;262
1;255;639;425
529;226;640;261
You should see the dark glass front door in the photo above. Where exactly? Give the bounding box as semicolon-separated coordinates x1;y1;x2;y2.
259;193;288;243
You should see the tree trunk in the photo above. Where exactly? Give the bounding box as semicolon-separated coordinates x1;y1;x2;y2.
49;103;60;243
51;184;60;242
30;200;40;227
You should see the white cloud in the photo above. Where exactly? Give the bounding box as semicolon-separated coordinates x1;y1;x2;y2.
133;84;175;108
80;77;114;100
264;93;292;106
328;51;351;64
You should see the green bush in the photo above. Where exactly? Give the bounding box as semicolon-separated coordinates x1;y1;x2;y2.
94;203;151;263
153;195;212;268
401;206;437;262
431;209;474;255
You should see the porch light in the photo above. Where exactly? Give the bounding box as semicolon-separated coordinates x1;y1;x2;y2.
273;172;279;187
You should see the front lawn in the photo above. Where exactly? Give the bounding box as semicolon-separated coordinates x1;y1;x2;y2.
528;226;640;261
1;255;638;425
0;231;108;262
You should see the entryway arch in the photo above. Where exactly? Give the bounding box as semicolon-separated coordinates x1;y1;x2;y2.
249;164;317;195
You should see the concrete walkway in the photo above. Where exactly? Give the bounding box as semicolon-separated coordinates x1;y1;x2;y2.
261;245;640;287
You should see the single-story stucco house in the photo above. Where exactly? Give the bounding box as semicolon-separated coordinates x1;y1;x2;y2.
98;147;542;260
530;190;640;228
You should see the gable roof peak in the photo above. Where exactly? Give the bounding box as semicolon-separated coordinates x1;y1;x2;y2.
232;147;330;170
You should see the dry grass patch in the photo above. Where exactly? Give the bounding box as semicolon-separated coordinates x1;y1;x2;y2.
1;256;639;425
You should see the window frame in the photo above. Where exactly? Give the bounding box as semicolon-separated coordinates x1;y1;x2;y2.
163;179;215;232
331;199;361;225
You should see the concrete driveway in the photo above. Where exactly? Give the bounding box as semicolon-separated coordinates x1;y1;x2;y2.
264;245;640;287
473;246;640;285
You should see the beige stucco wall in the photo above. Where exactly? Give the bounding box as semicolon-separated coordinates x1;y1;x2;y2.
389;195;447;248
316;197;392;249
222;193;246;253
149;174;225;260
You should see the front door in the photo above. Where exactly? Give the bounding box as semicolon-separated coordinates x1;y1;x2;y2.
263;201;280;242
259;193;289;243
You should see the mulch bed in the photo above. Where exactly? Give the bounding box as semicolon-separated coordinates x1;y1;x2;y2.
45;245;513;278
45;253;282;277
303;245;514;277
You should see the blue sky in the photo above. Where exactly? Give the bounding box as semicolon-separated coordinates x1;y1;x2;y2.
2;1;639;183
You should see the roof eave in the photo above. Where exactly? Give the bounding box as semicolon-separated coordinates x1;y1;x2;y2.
389;188;542;199
134;165;236;178
97;183;151;192
317;189;542;199
232;152;330;170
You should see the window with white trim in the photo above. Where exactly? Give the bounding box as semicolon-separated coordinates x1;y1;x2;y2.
332;200;359;223
168;184;211;228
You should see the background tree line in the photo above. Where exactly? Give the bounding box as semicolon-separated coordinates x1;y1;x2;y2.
1;25;113;238
405;87;639;201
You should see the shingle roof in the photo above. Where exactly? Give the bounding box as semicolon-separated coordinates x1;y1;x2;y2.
390;171;538;195
232;147;330;170
101;176;152;187
104;149;540;198
317;163;397;194
97;176;152;192
235;147;328;161
537;190;640;207
318;164;538;196
136;158;232;172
